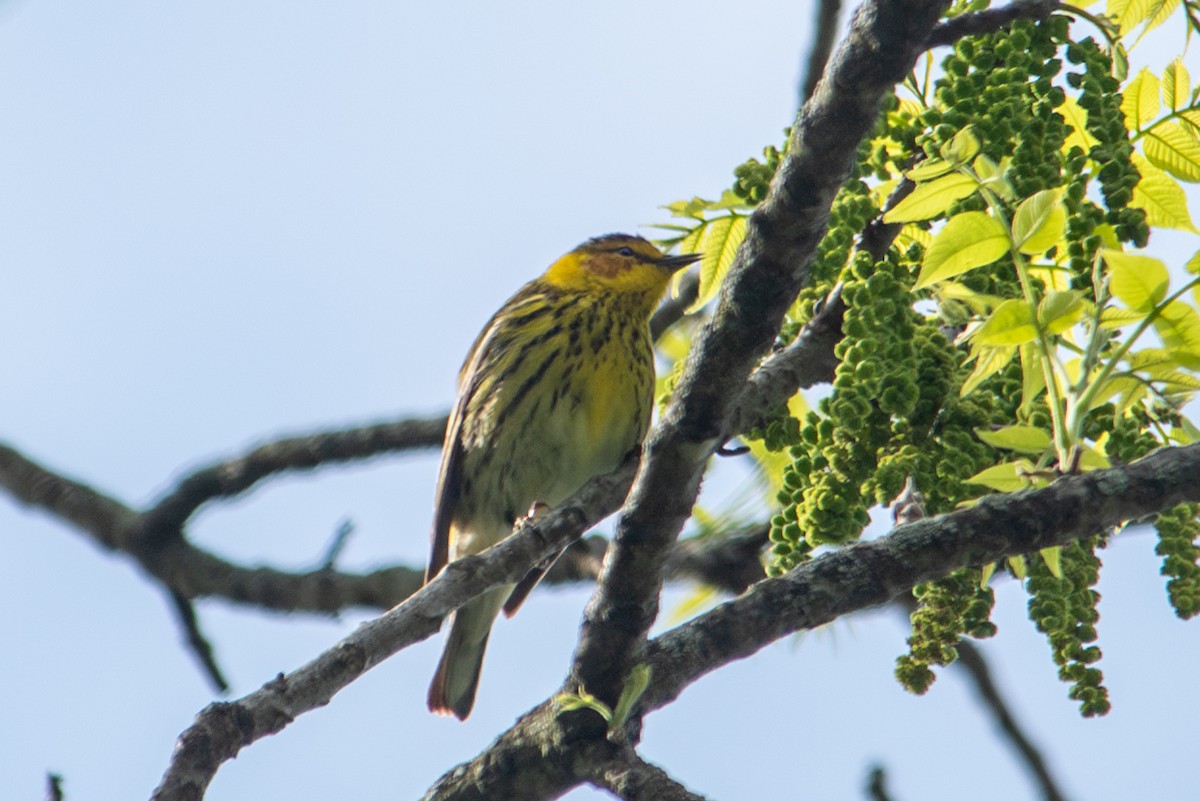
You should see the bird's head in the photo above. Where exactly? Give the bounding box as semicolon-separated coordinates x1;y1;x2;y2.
542;233;700;297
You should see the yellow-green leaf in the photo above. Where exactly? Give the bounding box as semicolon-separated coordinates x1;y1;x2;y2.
1162;58;1191;112
1012;189;1068;254
1008;555;1028;580
1137;0;1183;40
1082;446;1110;471
1038;290;1087;334
1144;123;1200;182
1187;249;1200;274
688;215;746;313
1019;342;1046;411
1131;170;1200;232
907;159;955;181
1110;0;1154;33
1104;249;1169;311
1155;300;1200;369
884;173;980;223
663;196;712;219
961;345;1017;396
975;299;1039;346
974;425;1053;453
916;211;1010;288
940;126;981;164
1174;417;1200;444
1040;546;1063;579
1099;306;1147;328
964;460;1038;492
1121;68;1161;130
980;562;997;587
1060;94;1098;154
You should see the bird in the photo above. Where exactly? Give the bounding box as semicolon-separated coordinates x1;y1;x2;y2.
424;233;700;719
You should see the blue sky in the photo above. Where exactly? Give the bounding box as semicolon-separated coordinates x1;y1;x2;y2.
2;2;1198;799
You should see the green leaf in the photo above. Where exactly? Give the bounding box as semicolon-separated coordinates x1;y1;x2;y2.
974;425;1053;453
1104;249;1169;311
964;460;1038;492
1012;189;1067;254
980;562;997;588
960;346;1016;396
884;173;980;223
710;188;751;211
1131;169;1200;232
975;299;1039;346
555;690;612;722
1121;68;1161;130
1162;58;1191;112
611;663;652;730
687;215;747;313
1144;123;1200;182
1187;249;1200;274
940;126;981;164
916;212;1010;288
1038;290;1087;334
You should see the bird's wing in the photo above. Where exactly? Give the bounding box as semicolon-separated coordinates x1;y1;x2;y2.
426;318;497;583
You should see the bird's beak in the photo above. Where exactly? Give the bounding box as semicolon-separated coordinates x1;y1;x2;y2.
656;252;702;272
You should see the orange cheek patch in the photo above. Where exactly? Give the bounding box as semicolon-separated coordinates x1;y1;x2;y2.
585;254;628;279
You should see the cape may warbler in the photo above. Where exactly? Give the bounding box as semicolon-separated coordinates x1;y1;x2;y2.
425;233;699;719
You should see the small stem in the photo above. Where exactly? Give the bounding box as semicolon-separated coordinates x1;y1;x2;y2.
1072;274;1200;423
976;179;1072;467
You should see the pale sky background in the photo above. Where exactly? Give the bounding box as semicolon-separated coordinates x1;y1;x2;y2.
2;2;1198;800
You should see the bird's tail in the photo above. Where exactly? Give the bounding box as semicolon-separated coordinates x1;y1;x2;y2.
427;586;509;720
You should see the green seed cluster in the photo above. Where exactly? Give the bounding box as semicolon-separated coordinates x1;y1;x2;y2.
732;132;788;206
1027;541;1110;716
1065;39;1148;247
740;14;1179;717
1102;404;1164;463
896;571;997;694
768;250;1013;571
1154;503;1200;619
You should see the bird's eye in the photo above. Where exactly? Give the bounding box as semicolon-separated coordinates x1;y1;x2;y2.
617;247;635;257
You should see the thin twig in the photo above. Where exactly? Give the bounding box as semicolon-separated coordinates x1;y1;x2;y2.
954;639;1071;801
650;270;701;341
46;773;65;801
167;589;230;693
866;765;896;801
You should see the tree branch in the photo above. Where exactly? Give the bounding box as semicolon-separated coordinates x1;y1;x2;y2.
639;442;1200;712
418;443;1200;800
568;0;953;718
141;416;447;542
150;462;636;801
586;752;712;801
924;0;1059;49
